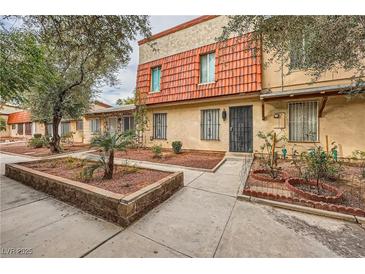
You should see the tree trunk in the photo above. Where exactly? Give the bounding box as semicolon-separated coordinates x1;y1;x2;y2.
104;150;114;179
49;116;62;153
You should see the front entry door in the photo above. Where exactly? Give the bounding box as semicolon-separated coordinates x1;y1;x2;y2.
229;106;253;152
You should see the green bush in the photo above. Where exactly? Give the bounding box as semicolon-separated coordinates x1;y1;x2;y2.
28;135;50;148
33;133;42;139
151;144;162;158
28;137;44;148
172;141;182;154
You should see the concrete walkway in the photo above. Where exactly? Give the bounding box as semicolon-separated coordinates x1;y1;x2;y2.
1;152;364;257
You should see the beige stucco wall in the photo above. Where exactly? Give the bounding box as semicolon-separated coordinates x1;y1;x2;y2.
262;49;363;92
139;16;229;64
144;95;365;157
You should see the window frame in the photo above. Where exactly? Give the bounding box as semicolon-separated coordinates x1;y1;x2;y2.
11;124;16;130
288;101;319;143
108;117;118;133
61;122;71;137
153;113;167;140
24;122;32;135
90;118;101;133
200;109;220;141
76;120;83;131
123;116;134;132
199;52;216;84
150;66;162;93
17;123;23;135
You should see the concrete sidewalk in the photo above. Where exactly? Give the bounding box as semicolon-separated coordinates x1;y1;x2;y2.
1;152;365;257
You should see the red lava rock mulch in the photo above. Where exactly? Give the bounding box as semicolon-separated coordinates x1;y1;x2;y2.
94;148;225;169
0;143;91;157
22;158;172;195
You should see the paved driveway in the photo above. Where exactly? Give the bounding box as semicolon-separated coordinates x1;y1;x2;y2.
1;153;364;257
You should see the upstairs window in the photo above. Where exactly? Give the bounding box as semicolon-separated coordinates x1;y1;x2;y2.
289;101;318;142
151;66;161;92
200;52;215;83
153;113;167;139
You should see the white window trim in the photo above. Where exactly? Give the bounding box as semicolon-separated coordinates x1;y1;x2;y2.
90;118;101;133
200;52;215;84
150;66;162;93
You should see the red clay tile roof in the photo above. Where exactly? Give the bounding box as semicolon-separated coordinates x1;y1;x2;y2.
7;111;32;124
138;16;219;45
136;35;262;105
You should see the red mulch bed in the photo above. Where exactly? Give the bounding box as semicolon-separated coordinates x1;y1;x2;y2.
93;148;225;169
22;158;171;195
0;142;91;157
245;158;365;210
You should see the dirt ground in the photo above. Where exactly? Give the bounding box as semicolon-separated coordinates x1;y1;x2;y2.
22;157;172;195
0;142;91;157
246;158;365;209
94;148;225;169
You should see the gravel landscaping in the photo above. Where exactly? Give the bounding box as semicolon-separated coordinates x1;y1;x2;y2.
0;142;91;157
94;148;225;169
22;157;172;195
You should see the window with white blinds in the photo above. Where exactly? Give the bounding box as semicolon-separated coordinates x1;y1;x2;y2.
153;113;167;139
289;101;318;142
201;109;220;140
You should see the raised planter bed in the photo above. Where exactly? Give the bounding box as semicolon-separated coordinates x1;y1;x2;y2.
5;159;183;226
285;178;344;203
250;169;289;183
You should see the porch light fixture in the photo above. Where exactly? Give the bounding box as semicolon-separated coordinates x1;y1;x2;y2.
222;109;227;121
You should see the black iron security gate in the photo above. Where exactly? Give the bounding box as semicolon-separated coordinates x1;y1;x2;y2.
229;106;253;152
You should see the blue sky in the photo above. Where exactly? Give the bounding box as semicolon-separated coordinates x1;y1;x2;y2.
98;15;199;106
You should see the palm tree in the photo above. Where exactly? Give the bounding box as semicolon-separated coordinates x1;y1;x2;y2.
90;131;134;179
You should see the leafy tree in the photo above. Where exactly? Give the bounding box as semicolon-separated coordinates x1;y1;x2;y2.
0;117;6;131
220;16;365;94
116;95;135;105
87;131;134;179
0;28;48;104
8;16;151;153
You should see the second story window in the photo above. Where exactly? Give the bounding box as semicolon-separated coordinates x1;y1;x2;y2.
151;66;161;92
200;52;215;84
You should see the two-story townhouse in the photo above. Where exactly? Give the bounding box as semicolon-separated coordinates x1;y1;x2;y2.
136;15;365;158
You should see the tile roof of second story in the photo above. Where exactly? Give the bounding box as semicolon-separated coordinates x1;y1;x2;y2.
136;16;261;105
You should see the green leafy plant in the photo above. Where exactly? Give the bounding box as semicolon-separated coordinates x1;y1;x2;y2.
86;131;134;180
257;131;287;178
33;133;42;139
151;144;162;158
300;145;342;194
28;135;49;148
171;141;182;154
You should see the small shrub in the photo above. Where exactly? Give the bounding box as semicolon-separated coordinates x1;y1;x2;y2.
123;165;139;174
33;133;42;139
65;157;78;169
352;150;365;179
28;137;44;148
257;131;287;178
172;141;183;154
61;132;74;145
151;144;162;158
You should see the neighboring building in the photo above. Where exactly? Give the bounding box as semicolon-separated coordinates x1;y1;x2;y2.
83;104;136;143
0;104;23;138
0;101;130;143
136;15;365;157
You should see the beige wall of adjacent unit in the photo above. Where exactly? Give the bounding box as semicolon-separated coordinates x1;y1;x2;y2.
144;95;365;158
